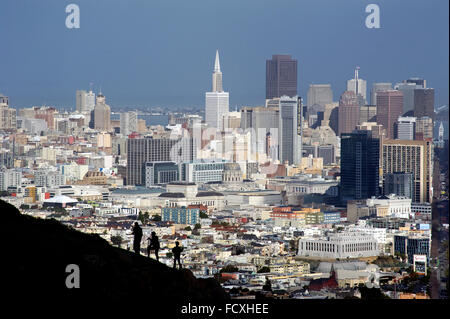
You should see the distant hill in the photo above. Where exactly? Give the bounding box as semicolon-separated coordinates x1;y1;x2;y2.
1;200;229;302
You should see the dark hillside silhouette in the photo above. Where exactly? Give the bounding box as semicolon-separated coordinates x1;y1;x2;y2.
1;200;229;302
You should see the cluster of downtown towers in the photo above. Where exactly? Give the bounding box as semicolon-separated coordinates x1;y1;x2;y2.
130;52;436;205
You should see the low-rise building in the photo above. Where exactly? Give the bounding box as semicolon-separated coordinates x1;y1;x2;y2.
298;231;379;259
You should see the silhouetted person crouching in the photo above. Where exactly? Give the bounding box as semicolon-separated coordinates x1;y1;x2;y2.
147;231;160;261
172;241;184;269
132;222;143;255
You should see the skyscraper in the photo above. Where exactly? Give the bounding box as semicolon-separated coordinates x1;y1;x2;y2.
307;84;333;108
338;91;360;136
371;82;392;106
394;116;416;140
76;89;96;113
120;111;138;136
394;81;422;115
127;136;196;186
383;172;414;199
278;95;302;165
76;90;87;113
359;105;377;124
85;90;96;112
240;106;279;159
415;116;434;140
0;102;16;130
340;130;380;202
414;88;435;120
346;67;367;105
376;90;404;139
382;139;433;203
205;50;229;131
407;77;426;88
266;55;298;99
306;84;333;126
93;92;111;131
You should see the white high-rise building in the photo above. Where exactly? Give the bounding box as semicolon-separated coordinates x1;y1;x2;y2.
205;50;229;131
120;111;138;136
395;116;416;140
347;67;367;105
0;168;22;191
76;89;96;113
85;90;96;112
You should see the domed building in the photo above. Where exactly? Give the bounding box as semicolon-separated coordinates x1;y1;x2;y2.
75;171;107;185
222;162;243;183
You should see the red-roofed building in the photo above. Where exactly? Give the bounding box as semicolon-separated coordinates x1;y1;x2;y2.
308;266;338;291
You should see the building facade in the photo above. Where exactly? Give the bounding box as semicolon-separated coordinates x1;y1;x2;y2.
298;232;379;259
144;161;179;187
278;96;301;165
307;84;333;108
340;130;380;202
376;90;404;139
382;139;433;203
394;116;416;140
93;93;111;131
127;137;195;186
120;111;138;136
414;88;435;120
371;82;392;106
383;172;414;200
266;54;298;99
179;160;226;184
161;206;200;225
338;91;360;136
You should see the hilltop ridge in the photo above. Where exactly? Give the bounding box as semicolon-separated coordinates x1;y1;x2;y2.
1;200;229;302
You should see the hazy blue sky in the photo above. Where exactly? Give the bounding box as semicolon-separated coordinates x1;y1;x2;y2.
0;0;448;109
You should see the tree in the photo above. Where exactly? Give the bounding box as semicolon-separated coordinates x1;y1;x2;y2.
199;211;208;218
263;277;272;291
289;239;297;252
111;235;123;248
152;214;161;222
138;212;150;225
184;226;192;231
194;223;201;230
257;266;270;273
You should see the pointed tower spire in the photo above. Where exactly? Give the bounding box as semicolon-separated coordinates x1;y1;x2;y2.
212;50;223;92
214;50;221;73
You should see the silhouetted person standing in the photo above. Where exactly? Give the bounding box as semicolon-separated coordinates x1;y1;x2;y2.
172;241;184;269
132;222;143;255
147;231;160;261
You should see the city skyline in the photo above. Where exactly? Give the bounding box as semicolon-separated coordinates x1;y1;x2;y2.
0;0;448;109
